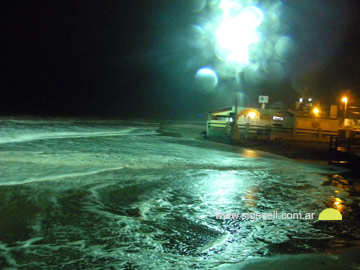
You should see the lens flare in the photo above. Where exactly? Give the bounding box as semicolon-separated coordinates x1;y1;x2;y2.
189;0;291;81
195;67;219;91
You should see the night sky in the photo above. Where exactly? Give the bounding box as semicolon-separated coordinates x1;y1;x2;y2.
1;0;360;118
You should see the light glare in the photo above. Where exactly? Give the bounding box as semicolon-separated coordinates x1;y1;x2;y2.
215;5;264;65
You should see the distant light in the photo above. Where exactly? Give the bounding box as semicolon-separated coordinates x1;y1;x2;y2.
299;98;303;103
313;107;319;115
273;116;283;121
342;97;348;103
248;112;256;119
308;98;312;102
230;117;233;123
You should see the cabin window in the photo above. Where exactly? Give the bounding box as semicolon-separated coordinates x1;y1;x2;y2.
273;116;283;121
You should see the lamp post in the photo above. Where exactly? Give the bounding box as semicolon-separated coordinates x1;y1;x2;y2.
313;107;320;132
194;1;279;142
342;96;348;121
313;107;319;117
214;5;264;142
232;92;240;141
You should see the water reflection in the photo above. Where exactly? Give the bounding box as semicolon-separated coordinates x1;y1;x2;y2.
243;187;258;208
331;196;345;213
242;149;259;158
199;170;259;213
322;175;351;214
319;173;360;248
211;172;237;207
323;174;351;193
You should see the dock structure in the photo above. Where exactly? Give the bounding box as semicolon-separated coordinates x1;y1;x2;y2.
206;106;339;143
330;129;360;153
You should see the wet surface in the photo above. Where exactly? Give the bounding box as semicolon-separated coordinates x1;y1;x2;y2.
0;118;360;269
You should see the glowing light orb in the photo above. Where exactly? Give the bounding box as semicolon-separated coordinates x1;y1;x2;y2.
248;112;256;119
275;36;295;59
195;67;218;91
189;0;207;13
215;5;264;65
239;6;264;28
219;0;242;14
188;25;206;49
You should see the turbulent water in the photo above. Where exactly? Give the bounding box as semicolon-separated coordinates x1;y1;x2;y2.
0;118;360;269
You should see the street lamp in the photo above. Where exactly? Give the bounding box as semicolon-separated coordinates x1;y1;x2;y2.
214;4;264;141
341;96;348;120
248;112;256;119
192;1;291;141
313;107;319;116
312;107;320;130
215;5;264;66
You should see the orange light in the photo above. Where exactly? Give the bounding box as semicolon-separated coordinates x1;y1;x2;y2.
332;197;345;212
342;97;348;103
313;108;319;115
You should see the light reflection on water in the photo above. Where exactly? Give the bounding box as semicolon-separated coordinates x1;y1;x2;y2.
332;197;345;213
242;149;259;159
318;173;360;251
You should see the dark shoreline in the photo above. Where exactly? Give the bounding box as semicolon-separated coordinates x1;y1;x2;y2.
157;121;330;160
157;121;360;176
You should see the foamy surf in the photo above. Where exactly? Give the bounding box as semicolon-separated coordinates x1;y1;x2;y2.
0;118;359;269
0;167;124;186
0;128;157;144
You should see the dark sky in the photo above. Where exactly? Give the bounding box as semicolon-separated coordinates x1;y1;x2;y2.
1;0;360;118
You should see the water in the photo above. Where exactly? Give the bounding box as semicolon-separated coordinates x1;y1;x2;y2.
0;118;359;269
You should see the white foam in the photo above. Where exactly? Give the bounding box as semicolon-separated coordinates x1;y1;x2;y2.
0;129;157;144
0;167;123;186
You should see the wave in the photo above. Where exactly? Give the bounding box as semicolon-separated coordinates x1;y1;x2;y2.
0;128;158;144
0;167;124;186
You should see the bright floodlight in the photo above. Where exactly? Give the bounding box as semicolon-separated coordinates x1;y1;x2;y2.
342;97;348;103
215;5;264;64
